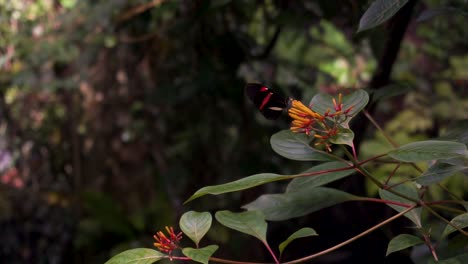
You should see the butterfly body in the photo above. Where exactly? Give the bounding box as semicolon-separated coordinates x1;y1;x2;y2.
245;83;288;120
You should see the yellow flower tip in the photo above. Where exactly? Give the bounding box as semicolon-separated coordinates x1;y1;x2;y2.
338;93;343;104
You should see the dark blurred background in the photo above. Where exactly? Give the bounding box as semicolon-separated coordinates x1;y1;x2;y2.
0;0;467;263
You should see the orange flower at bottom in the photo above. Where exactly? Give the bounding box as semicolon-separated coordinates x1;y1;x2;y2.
153;226;183;257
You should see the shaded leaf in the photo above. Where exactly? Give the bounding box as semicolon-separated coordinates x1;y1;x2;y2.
185;173;290;203
388;140;467;162
105;248;165;264
309;89;369;128
368;83;412;102
270;130;332;161
379;185;421;226
415;161;466;186
428;253;468;264
442;213;468;237
386;234;423;256
182;245;219;264
279;228;318;255
243;187;357;221
329;127;354;147
438;119;468;146
215;211;267;242
358;0;409;32
180;211;212;246
286;161;354;192
417;7;468;23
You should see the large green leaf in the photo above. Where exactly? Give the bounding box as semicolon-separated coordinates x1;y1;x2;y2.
179;211;212;247
309;89;369;116
279;228;318;255
182;245;219;264
105;248;165;264
388;140;467;162
270;130;332;161
286;161;354;192
242;187;357;221
386;234;423;256
185;173;291;203
442;213;468;237
215;210;267;242
358;0;409;32
379;185;421;227
309;89;369;128
415;161;466;186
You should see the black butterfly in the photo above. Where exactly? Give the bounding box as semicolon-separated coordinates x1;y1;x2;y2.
245;83;288;120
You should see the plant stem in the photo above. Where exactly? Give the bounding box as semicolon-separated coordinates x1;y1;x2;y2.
363;110;398;148
282;206;416;264
357;153;388;165
422;203;468;236
422;233;439;262
292;165;354;178
263;241;280;264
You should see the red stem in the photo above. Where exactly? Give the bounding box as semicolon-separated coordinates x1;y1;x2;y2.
357;197;413;208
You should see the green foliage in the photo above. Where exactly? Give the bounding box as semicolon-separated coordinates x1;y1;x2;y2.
105;248;165;264
242;187;358;221
182;245;219;264
386;234;424;256
278;228;318;256
358;0;410;32
270;130;332;161
387;140;468;162
214;211;268;243
179;211;212;247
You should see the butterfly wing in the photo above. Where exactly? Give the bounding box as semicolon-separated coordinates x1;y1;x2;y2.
245;83;288;120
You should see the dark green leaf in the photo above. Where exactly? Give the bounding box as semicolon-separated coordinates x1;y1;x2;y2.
442;213;468;237
368;83;412;102
388;141;467;162
215;210;267;242
386;234;423;256
182;245;219;264
270;130;332;161
428;253;468;264
179;211;212;246
104;248;165;264
358;0;409;32
185;173;291;203
286;161;354;192
242;187;357;221
417;7;468;23
415;161;466;186
309;89;369;128
329;127;354;146
379;185;421;226
279;228;318;255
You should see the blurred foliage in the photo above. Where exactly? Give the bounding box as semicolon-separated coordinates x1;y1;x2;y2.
0;0;467;263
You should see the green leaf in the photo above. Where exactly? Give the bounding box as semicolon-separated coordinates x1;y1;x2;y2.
358;0;409;32
417;7;468;23
180;211;212;246
415;161;466;186
105;248;165;264
182;245;219;264
242;187;357;221
215;210;267;242
185;173;291;203
286;161;354;192
442;213;468;237
438;119;468;146
388;140;467;162
368;83;412;103
329;127;354;147
309;89;369;128
279;228;318;255
270;130;332;161
386;234;423;256
379;185;421;227
428;253;468;264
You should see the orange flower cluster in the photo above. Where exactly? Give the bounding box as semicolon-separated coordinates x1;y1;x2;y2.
153;226;183;257
288;93;353;152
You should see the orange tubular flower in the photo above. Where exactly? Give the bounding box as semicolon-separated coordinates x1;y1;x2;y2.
288;93;353;152
153;226;183;258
